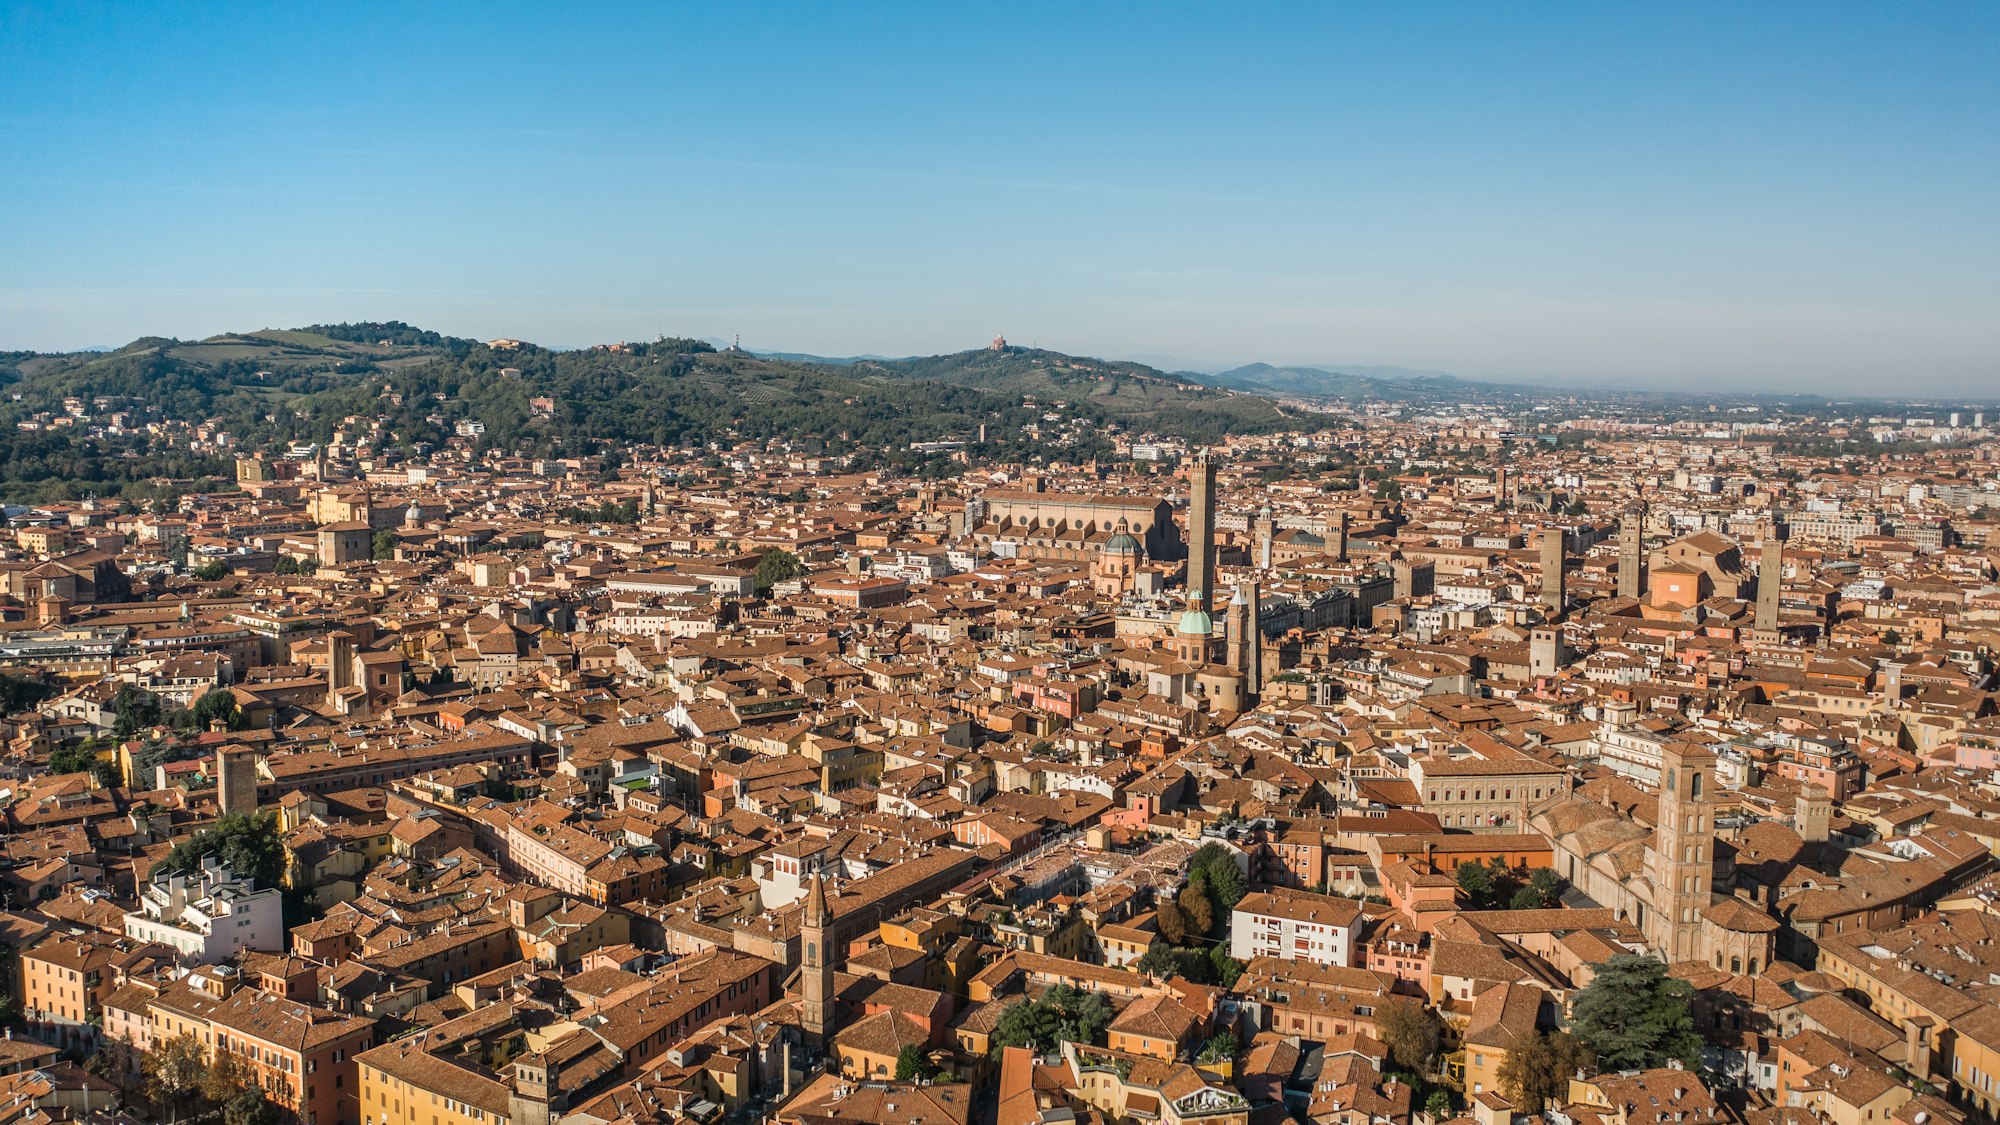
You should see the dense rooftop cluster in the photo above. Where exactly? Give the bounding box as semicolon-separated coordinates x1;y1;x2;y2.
1;400;1999;1125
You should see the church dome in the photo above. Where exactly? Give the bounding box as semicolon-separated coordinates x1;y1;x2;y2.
1177;606;1214;636
1105;531;1142;555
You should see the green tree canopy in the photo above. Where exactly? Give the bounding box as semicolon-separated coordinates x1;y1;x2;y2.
1570;955;1702;1071
1510;868;1564;910
754;548;806;594
48;741;104;778
1455;860;1493;901
111;685;166;738
223;1091;281;1125
0;674;55;714
189;687;242;732
1208;944;1244;988
155;811;285;891
1188;842;1247;911
895;1043;936;1081
990;984;1113;1055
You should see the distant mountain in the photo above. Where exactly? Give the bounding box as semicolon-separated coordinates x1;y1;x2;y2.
1196;361;1480;400
749;349;899;367
1114;352;1232;374
1297;363;1463;383
693;338;900;366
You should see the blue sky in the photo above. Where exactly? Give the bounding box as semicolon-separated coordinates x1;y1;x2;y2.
3;3;1996;393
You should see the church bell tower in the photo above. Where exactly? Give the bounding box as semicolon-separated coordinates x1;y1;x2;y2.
800;872;834;1050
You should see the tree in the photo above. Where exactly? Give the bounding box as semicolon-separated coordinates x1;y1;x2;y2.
1208;944;1244;988
224;1090;281;1125
1454;860;1493;905
199;1049;249;1105
372;529;397;560
0;673;57;714
1178;878;1215;938
895;1043;936;1081
1197;1032;1236;1065
111;685;165;738
85;1035;143;1098
1511;868;1563;910
1135;944;1213;984
1189;843;1248;911
1482;856;1524;906
189;687;241;731
1498;1030;1595;1115
156;810;286;891
0;941;17;1021
990;985;1112;1054
1570;955;1702;1071
1425;1091;1453;1120
146;1031;208;1124
47;741;102;778
1376;997;1443;1076
193;560;228;582
1155;899;1191;946
754;548;805;594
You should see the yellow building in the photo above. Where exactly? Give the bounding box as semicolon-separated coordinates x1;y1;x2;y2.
1096;913;1159;968
1949;1005;2000;1118
1460;982;1544;1102
16;526;71;555
832;1010;931;1080
1106;993;1203;1062
151;968;376;1125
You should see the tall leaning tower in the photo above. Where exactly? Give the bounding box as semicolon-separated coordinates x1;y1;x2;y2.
1187;453;1218;616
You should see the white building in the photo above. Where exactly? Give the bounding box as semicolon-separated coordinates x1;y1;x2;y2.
1229;888;1363;968
123;856;283;964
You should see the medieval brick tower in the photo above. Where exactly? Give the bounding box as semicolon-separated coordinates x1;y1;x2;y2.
1648;741;1717;964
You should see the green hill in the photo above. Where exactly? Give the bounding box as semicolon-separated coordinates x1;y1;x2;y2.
0;327;1296;501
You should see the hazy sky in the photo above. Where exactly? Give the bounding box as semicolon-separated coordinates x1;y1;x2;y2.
3;3;1997;393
